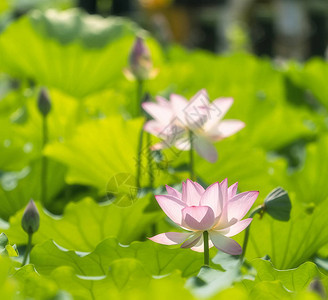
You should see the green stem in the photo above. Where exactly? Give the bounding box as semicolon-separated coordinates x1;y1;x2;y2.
240;205;264;262
40;116;48;205
136;79;143;117
147;132;157;235
203;231;210;266
21;233;33;266
151;223;157;237
146;133;154;189
189;131;195;180
136;125;144;190
135;79;145;188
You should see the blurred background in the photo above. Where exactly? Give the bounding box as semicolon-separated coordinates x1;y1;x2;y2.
2;0;328;283
2;0;328;60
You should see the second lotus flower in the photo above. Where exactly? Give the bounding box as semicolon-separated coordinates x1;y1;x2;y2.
149;179;259;255
142;89;245;163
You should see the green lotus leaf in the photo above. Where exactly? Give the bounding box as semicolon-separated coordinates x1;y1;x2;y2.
30;238;203;278
242;197;328;269
2;197;161;252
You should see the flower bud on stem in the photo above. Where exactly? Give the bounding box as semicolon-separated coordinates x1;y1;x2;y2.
21;200;39;266
38;88;51;205
37;88;51;117
124;36;157;84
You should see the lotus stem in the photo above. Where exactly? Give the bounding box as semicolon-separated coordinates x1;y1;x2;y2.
146;133;154;189
40;115;48;205
240;205;264;262
136;125;144;190
203;231;210;266
21;232;33;266
136;79;143;117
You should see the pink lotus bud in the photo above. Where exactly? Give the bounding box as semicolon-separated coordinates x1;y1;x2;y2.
309;278;326;299
125;36;154;81
21;200;40;234
38;88;51;117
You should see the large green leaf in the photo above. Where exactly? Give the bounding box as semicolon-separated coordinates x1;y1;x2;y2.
44;117;143;192
48;264;194;300
0;88;82;171
13;259;147;300
287;58;328;110
30;238;202;277
0;1;9;13
2;197;161;251
214;260;327;299
0;255;17;298
0;9;152;97
285;136;328;204
188;252;241;298
0;88;94;217
242;198;328;269
243;259;328;299
0;158;66;220
195;140;285;197
0;105;36;171
252;259;324;292
45;116;180;193
12;264;60;299
13;261;193;300
248;281;292;299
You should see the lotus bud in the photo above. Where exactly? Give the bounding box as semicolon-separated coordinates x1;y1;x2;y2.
21;199;40;234
124;36;157;81
308;278;326;299
38;88;51;117
264;187;291;221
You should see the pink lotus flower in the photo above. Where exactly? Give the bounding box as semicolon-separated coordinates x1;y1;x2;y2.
149;179;258;255
142;89;244;163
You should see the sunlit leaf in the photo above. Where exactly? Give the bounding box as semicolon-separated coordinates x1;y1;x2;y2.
0;9;163;98
49;264;193;300
0;159;66;219
30;238;203;277
0;255;17;298
45;116;180;193
252;259;324;292
188;252;241;298
13;264;59;299
243;198;328;269
285;136;328;204
2;197;161;251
